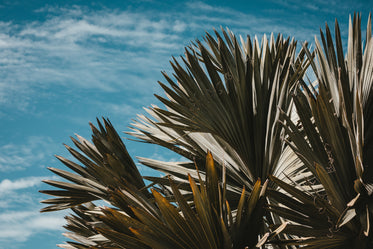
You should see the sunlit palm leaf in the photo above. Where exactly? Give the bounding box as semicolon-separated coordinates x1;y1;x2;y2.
129;29;307;197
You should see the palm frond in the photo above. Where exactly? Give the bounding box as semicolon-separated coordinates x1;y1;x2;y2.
129;29;308;197
40;118;146;212
270;13;373;248
96;152;268;249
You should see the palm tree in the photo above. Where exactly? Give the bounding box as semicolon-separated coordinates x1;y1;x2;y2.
41;13;372;248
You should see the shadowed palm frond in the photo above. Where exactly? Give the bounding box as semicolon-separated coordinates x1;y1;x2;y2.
95;152;269;249
57;203;117;249
269;13;373;249
45;146;270;248
40;118;147;212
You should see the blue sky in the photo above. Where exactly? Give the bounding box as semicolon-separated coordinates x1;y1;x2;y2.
0;0;370;248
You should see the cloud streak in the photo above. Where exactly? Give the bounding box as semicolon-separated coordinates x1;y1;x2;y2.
0;176;45;192
0;136;57;172
0;210;65;242
0;175;60;208
0;175;65;244
0;2;325;115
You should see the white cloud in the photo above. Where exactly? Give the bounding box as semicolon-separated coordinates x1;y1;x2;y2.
0;8;188;112
97;100;151;119
0;192;34;209
17;8;184;49
0;175;60;209
0;136;57;172
0;176;46;193
0;175;66;243
0;210;65;242
0;2;324;114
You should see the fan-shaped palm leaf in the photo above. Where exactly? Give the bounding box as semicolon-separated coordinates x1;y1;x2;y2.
128;29;307;197
268;13;373;249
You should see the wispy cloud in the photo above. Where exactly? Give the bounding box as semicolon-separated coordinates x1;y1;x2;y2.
184;1;318;39
0;2;324;115
268;0;364;15
0;176;45;192
0;175;65;244
0;210;65;242
0;7;189;113
0;136;57;172
19;9;184;49
101;102;143;117
0;175;60;208
1;1;367;117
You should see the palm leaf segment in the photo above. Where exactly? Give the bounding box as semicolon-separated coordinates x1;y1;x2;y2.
40;118;146;212
129;29;307;194
268;13;373;248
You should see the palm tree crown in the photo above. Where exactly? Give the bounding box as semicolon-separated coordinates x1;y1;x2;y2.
41;13;373;249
